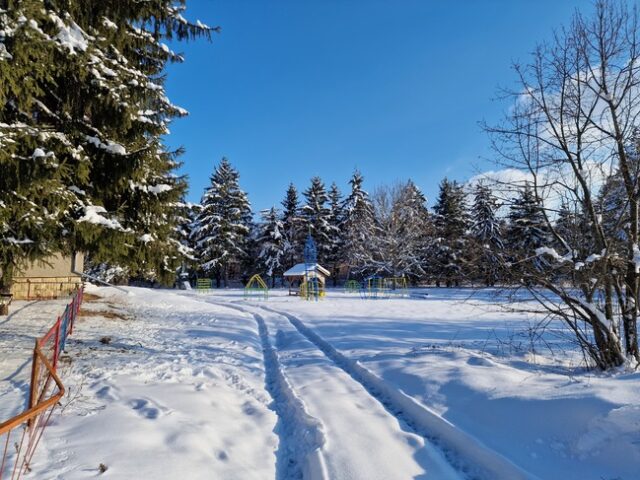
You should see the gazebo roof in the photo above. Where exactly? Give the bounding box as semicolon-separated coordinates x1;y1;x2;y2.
283;263;330;277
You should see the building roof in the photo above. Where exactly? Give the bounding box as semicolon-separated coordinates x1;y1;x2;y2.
283;263;331;277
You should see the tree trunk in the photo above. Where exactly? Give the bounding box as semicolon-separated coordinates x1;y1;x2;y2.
592;321;626;369
0;263;14;315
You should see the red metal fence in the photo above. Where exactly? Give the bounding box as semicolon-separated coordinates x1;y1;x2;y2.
0;287;83;479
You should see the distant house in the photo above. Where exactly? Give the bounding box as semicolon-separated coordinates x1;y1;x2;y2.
283;263;330;296
11;252;84;300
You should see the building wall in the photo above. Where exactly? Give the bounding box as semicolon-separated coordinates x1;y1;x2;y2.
10;252;84;300
16;252;83;278
11;276;83;300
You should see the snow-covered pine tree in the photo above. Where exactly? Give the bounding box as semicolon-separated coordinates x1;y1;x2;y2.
326;182;343;285
173;201;201;282
430;178;470;287
191;158;252;287
257;207;285;287
394;180;431;281
507;182;550;254
470;182;504;286
300;177;333;263
240;221;260;286
0;1;213;301
281;183;302;269
554;200;594;259
597;141;640;249
340;171;377;278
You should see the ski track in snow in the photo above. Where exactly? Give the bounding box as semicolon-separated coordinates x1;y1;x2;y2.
246;303;539;480
201;301;327;480
198;298;462;480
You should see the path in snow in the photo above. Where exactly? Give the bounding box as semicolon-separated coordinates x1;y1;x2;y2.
253;304;537;480
199;297;464;480
23;288;278;480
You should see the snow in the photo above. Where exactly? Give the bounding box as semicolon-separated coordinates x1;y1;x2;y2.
77;205;123;230
52;17;88;54
3;236;34;244
1;287;638;479
535;246;571;263
68;185;86;196
85;135;127;155
30;148;47;159
0;298;72;423
283;263;331;277
585;252;603;263
633;243;640;273
0;43;11;60
148;184;173;194
102;17;118;30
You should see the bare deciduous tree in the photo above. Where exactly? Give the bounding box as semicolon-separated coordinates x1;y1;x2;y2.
486;0;640;369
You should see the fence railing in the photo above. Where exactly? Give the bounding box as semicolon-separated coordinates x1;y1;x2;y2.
0;287;83;479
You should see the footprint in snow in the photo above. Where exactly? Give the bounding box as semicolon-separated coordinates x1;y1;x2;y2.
217;450;228;461
466;356;494;367
129;398;163;419
95;385;119;402
242;400;260;417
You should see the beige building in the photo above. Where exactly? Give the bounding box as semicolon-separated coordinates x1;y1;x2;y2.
10;252;84;300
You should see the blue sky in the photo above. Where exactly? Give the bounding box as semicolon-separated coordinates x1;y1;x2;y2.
165;0;590;211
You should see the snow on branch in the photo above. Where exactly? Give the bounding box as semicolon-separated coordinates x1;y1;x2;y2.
85;135;127;155
535;247;572;263
78;205;124;230
3;237;34;245
50;13;90;54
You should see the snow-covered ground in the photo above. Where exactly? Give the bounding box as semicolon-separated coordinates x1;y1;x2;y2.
0;297;71;423
1;286;638;479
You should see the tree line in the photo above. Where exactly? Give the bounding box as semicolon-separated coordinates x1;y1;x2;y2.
185;156;634;294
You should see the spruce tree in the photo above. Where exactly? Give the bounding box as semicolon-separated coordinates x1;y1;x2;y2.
470;182;504;286
507;182;550;253
430;178;470;287
340;171;377;277
395;181;431;280
257;207;285;286
191;158;252;287
555;201;594;258
281;183;302;268
0;1;213;301
300;177;333;263
326;182;343;285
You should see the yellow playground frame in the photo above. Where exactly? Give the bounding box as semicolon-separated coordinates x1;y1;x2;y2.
244;274;269;300
349;276;408;299
300;277;326;299
196;278;212;293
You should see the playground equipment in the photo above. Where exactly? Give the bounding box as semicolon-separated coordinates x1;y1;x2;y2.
196;278;212;293
384;277;409;297
302;233;321;301
344;280;360;294
357;276;409;299
244;274;269;300
300;276;325;299
363;276;387;299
